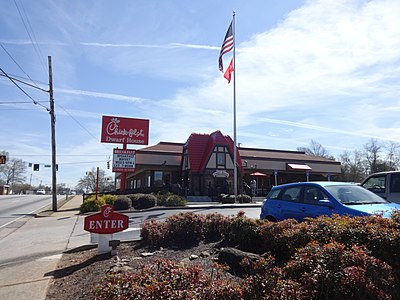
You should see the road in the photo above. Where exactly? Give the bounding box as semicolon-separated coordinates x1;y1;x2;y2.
0;194;65;229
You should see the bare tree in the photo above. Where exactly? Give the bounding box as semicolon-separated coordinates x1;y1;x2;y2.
338;150;366;182
0;151;27;186
297;140;335;160
363;139;382;174
385;141;400;170
76;167;114;193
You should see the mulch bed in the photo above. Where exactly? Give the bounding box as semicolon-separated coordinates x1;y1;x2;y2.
46;241;224;299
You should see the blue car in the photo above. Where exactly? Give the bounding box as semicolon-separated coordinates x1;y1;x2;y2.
260;181;400;222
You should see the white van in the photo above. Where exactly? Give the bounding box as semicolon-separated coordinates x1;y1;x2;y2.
360;171;400;203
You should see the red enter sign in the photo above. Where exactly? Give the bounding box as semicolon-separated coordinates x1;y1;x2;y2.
84;205;129;234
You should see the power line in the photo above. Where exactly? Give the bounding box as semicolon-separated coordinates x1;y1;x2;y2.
56;103;110;151
0;72;47;86
0;72;48;92
0;42;44;91
13;0;47;75
0;67;49;111
0;101;48;104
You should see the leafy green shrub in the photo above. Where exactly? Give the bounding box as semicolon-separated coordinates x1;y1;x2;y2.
113;195;131;211
165;194;187;206
154;190;170;206
221;194;235;204
237;194;252;203
128;193;157;209
101;194;117;205
79;197;105;213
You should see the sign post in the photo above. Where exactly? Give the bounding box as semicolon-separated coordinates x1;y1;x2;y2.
84;205;129;253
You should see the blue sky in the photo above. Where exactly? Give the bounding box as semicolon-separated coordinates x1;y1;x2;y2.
1;0;400;188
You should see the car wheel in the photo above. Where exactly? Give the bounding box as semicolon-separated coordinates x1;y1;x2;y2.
266;216;277;222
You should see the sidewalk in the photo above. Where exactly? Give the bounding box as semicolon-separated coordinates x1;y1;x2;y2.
0;196;263;300
0;196;84;300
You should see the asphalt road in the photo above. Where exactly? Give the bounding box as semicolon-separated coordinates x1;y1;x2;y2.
0;194;64;228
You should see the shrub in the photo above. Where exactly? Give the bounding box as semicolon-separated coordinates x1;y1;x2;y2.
203;213;230;242
223;213;263;253
163;212;205;247
101;194;117;205
154;190;170;206
282;241;397;299
94;259;243;299
237;194;252;203
165;194;187;206
113;195;131;211
128;193;157;210
221;194;235;204
79;197;105;213
141;219;168;247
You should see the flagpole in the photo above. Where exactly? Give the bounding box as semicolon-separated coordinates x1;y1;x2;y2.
232;11;238;200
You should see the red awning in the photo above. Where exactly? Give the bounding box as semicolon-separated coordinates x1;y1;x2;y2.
250;172;268;177
287;163;312;171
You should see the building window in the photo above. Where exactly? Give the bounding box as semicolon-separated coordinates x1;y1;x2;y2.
217;152;225;167
154;171;163;187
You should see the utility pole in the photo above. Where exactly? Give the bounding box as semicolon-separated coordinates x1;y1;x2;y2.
49;56;57;212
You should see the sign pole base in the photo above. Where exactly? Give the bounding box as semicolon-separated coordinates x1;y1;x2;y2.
98;234;113;254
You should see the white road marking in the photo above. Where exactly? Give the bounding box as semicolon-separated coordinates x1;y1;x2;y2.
0;202;50;229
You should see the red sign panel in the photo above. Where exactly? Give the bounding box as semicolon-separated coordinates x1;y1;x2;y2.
101;115;149;145
113;149;136;173
84;205;129;234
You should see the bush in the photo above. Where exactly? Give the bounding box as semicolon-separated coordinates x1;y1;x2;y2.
79;197;105;213
94;259;243;299
154;190;170;206
165;194;187;206
129;193;157;210
142;212;218;247
113;195;131;211
223;213;263;253
221;194;235;204
203;213;230;242
237;194;252;203
282;241;397;299
138;211;400;297
102;194;117;205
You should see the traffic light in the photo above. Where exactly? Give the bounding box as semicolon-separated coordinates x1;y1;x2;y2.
107;161;110;169
33;164;40;171
0;155;6;164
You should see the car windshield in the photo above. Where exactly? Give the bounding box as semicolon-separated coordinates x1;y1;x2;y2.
325;185;388;205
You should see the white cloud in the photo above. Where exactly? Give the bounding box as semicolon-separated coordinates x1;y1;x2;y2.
151;0;400;155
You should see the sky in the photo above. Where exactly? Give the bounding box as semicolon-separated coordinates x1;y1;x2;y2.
1;0;400;188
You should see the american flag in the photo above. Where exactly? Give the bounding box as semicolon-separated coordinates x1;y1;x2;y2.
218;21;233;72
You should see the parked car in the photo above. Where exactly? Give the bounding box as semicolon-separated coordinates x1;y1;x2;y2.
260;181;400;222
360;171;400;203
36;189;46;195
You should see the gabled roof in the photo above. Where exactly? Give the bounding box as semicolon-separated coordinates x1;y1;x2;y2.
184;130;243;173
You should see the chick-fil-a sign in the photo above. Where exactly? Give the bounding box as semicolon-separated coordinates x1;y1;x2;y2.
84;205;129;234
101;115;149;145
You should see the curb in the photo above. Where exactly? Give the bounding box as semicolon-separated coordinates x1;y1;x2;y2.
35;196;75;218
